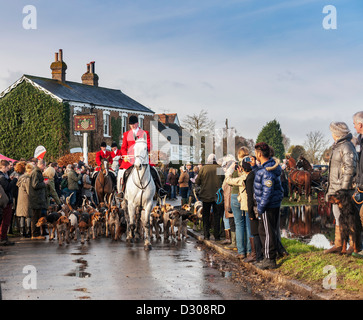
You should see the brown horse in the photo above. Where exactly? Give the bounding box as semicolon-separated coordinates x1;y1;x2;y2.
296;156;322;188
286;156;312;202
95;159;115;205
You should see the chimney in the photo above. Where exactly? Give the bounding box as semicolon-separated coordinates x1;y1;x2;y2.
81;61;99;87
90;61;95;74
50;49;67;82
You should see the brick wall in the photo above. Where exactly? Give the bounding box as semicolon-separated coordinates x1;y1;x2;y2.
69;105;154;152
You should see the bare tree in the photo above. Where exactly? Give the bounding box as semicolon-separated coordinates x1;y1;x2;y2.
303;131;329;164
182;109;215;163
282;133;291;153
182;109;215;134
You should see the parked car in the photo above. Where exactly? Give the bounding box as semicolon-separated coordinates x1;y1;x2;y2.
313;164;329;173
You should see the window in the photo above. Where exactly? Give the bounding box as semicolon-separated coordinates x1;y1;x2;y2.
138;115;144;130
103;111;110;137
73;106;82;136
121;113;128;137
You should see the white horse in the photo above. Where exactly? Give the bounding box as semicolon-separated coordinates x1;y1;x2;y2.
124;132;155;250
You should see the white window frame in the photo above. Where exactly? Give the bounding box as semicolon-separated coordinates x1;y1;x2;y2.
138;115;144;130
121;113;128;138
73;106;82;136
103;111;111;137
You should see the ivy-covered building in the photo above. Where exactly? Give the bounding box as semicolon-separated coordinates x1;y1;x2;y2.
0;49;155;160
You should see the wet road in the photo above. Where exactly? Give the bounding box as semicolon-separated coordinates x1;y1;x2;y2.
0;236;260;300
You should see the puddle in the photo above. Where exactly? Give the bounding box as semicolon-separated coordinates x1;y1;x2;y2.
65;255;91;278
72;258;88;267
200;247;264;300
65;270;91;278
280;205;335;243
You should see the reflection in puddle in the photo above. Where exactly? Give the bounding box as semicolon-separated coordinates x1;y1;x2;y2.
280;205;335;245
66;255;91;278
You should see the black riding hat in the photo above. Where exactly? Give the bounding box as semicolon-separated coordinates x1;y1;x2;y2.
129;115;138;125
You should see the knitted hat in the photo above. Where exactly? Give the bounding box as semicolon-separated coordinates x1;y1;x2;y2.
329;121;350;138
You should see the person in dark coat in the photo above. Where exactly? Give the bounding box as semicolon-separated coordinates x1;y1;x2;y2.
0;160;17;246
253;142;284;270
29;159;47;239
352;111;363;257
195;154;224;241
167;168;178;200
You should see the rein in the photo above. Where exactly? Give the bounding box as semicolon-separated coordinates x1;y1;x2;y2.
131;164;152;209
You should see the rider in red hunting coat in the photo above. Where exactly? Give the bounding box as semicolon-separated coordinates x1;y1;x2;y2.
95;142;113;171
120;121;151;170
118;115;165;196
93;141;116;187
110;141;122;171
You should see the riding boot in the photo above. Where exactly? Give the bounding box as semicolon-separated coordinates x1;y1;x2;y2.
221;229;231;245
324;226;342;254
244;237;257;263
224;231;236;250
20;226;26;238
150;167;167;197
25;226;31;238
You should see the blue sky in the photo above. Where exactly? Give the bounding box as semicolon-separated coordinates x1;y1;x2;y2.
1;0;363;148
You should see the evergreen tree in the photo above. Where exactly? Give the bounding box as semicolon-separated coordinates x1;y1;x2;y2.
256;119;285;160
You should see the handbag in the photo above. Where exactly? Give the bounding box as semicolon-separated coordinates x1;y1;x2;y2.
82;175;92;190
216;187;224;205
0;184;9;208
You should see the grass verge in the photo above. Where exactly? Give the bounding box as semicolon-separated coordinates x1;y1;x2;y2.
277;238;363;298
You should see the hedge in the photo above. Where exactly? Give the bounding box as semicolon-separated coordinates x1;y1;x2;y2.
0;81;70;161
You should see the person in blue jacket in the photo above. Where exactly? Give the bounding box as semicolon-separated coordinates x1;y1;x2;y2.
253;142;284;270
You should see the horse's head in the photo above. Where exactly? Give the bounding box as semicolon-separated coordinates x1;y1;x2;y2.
134;133;148;170
297;156;312;171
286;157;296;170
101;158;109;176
296;158;303;169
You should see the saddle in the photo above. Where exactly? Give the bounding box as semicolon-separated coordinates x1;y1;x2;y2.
92;169;117;188
121;165;166;197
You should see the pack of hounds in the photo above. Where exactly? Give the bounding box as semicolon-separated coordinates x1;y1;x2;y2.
35;191;204;246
